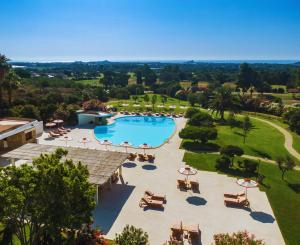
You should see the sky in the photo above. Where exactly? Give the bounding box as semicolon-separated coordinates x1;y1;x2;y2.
0;0;300;62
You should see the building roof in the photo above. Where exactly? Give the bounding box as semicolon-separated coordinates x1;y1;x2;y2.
2;143;128;186
0;117;35;135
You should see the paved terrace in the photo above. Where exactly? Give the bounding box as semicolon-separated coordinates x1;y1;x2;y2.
37;117;284;244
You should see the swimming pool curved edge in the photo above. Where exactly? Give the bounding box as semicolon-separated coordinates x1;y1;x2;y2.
93;116;177;149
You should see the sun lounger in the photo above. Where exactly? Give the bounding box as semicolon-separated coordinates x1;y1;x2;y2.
224;196;248;207
58;128;67;134
169;222;183;244
224;191;245;198
187;224;201;243
60;126;71;132
190;180;200;192
177;179;187;190
53;130;64;136
138;154;147;161
139;197;164;209
147;154;155;162
128;153;137;161
49;131;60;137
144;190;166;203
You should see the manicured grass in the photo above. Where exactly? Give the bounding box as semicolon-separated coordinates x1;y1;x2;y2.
213;117;290;160
108;94;190;113
183;152;300;245
243;112;300;157
75;79;100;86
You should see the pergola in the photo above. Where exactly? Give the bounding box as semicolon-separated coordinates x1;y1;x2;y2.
1;143;129;204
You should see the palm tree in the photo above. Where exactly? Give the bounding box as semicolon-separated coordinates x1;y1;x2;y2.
4;70;21;105
209;87;240;120
0;54;11;102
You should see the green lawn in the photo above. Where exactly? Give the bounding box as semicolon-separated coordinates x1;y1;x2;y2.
213;117;290;161
74;79;100;86
183;152;300;245
243;112;300;156
108;94;190;113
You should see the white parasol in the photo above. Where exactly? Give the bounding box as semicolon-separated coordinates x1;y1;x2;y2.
60;136;72;146
169;105;177;109
178;166;197;180
101;139;112;150
120;141;132;153
79;137;90;147
236;178;258;200
139;143;151;154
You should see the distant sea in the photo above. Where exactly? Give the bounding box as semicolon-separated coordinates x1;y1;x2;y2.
11;59;299;64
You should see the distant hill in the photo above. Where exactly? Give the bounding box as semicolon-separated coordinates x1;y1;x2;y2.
294;61;300;66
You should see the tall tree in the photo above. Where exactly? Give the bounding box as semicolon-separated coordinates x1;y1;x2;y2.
0;149;96;245
136;70;143;85
0;54;11;102
242;116;252;143
237;63;260;95
209;87;240;120
151;94;157;110
3;70;21;105
276;155;295;180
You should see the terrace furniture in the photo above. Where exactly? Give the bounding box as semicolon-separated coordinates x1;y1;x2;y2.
169;233;183;245
190;180;200;193
147;154;155;162
60;126;71;132
169;222;184;244
120;111;124;114
177;179;187;190
144;190;166;203
53;130;64;136
155;113;160;116
186;224;201;244
224;196;249;207
224;191;245;198
58;128;67;134
111;172;119;183
138;153;147;161
128;153;137;161
49;131;60;137
139;197;164;209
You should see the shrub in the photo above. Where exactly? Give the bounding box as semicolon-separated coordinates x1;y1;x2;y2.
189;112;213;127
185;107;200;118
115;225;149;245
284;109;300;134
220;145;244;165
179;126;217;144
215;155;231;170
242;159;259;173
213;230;265;245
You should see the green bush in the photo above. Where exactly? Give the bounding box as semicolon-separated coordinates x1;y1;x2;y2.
242;159;258;173
185;107;200;118
189;112;213;127
115;225;148;245
179;126;217;144
214;230;265;245
215;155;231;170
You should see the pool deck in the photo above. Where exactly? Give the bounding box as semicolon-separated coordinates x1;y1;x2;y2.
37;116;285;244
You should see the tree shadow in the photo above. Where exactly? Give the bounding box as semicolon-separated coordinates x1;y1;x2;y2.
142;164;157;170
186;196;207;206
122;162;137;168
219;168;257;178
250;211;275;223
288;183;300;194
234;131;245;137
181;141;220;153
248;147;271;159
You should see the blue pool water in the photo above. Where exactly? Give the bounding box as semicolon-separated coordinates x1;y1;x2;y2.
94;116;176;147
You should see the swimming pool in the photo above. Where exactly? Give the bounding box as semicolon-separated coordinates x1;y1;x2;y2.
94;116;176;147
